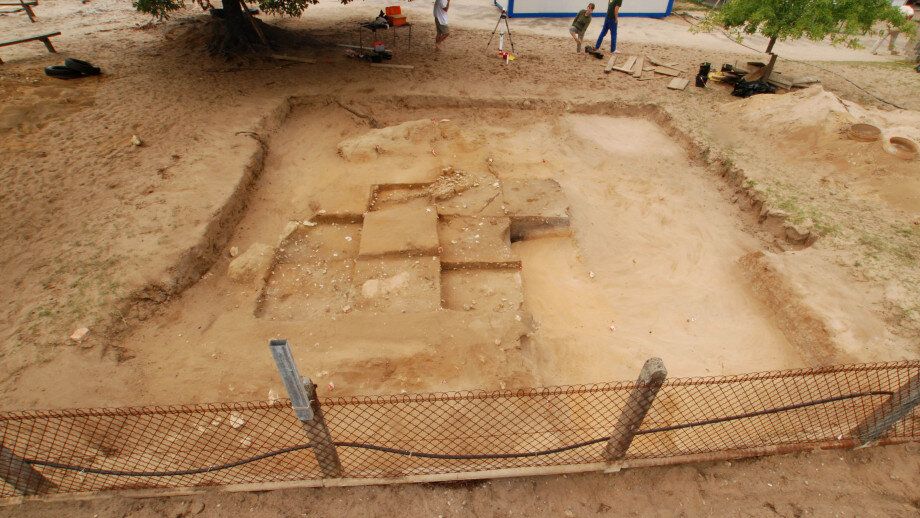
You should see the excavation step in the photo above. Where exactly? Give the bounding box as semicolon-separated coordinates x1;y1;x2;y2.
260;223;361;320
354;256;442;313
438;216;518;266
435;170;506;217
358;203;439;257
441;269;524;313
501;178;571;240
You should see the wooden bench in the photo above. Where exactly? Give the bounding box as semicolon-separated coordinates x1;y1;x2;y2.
0;31;60;63
0;1;38;22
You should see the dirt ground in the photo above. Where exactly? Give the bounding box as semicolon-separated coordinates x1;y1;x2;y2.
1;0;920;514
2;443;919;517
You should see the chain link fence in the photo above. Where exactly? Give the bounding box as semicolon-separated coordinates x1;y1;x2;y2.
1;359;918;499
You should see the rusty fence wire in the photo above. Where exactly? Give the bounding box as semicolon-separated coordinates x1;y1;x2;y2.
1;361;918;498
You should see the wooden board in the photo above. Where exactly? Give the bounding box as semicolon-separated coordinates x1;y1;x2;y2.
653;66;681;77
604;54;617;73
667;78;690;90
648;57;678;68
608;55;637;75
2;437;908;507
621;56;637;72
632;56;644;78
370;63;414;70
268;54;316;64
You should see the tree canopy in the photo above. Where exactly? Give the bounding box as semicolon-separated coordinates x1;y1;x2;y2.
699;0;915;52
132;0;325;21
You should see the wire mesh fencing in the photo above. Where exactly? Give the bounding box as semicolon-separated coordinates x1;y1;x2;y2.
1;361;918;498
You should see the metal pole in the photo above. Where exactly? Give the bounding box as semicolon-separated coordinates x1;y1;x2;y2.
850;371;920;447
269;339;343;478
0;445;52;495
605;358;668;462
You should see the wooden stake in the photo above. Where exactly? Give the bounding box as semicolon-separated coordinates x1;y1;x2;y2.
269;340;343;478
605;358;667;461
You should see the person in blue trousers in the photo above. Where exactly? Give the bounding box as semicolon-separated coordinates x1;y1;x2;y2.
595;0;622;54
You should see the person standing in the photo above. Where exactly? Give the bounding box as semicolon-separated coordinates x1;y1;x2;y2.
594;0;621;55
569;3;595;53
434;0;451;50
872;2;914;54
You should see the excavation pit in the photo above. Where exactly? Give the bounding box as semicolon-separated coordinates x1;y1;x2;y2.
122;100;807;399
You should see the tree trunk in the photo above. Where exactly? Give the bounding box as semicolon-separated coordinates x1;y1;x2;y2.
760;36;778;81
762;52;778;82
765;35;777;54
212;0;261;54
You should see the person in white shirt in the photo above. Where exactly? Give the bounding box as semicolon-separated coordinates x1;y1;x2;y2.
434;0;451;50
872;2;915;55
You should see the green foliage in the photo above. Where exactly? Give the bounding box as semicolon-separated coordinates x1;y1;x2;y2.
700;0;915;48
133;0;331;21
133;0;184;20
259;0;319;18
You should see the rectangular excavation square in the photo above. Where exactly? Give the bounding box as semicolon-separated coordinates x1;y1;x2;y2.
439;216;518;266
354;256;442;313
441;269;524;313
358;203;439;257
260;223;361;320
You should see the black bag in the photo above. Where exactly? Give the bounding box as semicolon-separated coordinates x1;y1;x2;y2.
731;80;776;98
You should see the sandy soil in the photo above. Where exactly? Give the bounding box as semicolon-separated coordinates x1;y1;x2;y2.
1;0;920;513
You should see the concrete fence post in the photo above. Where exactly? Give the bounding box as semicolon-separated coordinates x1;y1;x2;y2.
269;339;343;478
0;445;52;495
850;371;920;447
605;358;668;464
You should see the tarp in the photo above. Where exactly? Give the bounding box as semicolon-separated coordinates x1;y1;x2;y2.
495;0;674;19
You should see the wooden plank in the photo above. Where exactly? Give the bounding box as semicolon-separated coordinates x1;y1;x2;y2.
632;56;644;78
268;54;315;64
653;66;681;77
603;54;617;73
621;56;637;71
647;56;678;68
667;78;690;90
370;63;414;70
0;31;60;48
4;437;910;506
607;55;636;75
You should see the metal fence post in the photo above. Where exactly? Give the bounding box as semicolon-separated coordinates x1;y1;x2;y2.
0;445;52;495
269;339;343;478
605;358;668;464
850;371;920;447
